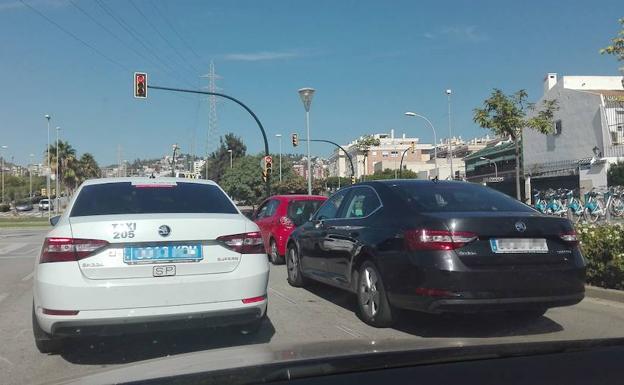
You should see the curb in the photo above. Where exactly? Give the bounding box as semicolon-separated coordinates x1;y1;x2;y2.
585;285;624;304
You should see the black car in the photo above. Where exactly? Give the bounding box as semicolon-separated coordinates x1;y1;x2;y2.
285;180;586;327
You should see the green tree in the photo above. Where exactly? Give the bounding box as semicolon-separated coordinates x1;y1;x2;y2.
45;140;79;195
367;168;418;180
326;176;351;189
355;135;380;179
202;133;247;183
78;153;101;184
473;89;558;200
220;155;264;205
608;162;624;186
600;17;624;71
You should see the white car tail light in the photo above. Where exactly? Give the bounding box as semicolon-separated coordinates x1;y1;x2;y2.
404;229;478;251
217;232;265;254
40;237;109;263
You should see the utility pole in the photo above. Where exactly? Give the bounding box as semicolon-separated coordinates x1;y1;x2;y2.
275;134;283;182
117;145;122;177
45;114;51;220
201;61;220;176
29;153;34;199
55;126;60;214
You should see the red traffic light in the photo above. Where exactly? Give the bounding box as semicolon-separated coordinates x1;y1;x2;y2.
134;72;147;98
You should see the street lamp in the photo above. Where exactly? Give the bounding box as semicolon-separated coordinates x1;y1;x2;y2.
480;156;498;178
227;149;233;169
55;126;60;214
275;134;283;182
446;89;453;178
29;153;34;199
298;87;315;195
405;112;438;178
44;114;51;220
0;145;7;203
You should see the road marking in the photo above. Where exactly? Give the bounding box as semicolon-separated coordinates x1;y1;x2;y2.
336;324;363;338
585;296;624;310
0;243;27;256
0;293;8;304
269;287;297;305
0;255;35;260
21;271;34;281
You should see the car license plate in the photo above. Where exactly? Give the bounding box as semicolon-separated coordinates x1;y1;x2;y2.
153;265;176;277
123;244;203;264
490;238;548;254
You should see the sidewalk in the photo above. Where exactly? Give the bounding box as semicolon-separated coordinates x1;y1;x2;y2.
585;285;624;304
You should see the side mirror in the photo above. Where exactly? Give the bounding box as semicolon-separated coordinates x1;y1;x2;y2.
50;215;61;226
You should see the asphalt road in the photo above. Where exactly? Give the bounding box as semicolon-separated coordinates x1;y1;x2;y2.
1;228;624;385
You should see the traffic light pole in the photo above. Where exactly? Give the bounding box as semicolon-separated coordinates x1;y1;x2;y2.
299;138;355;183
147;85;271;196
399;147;411;178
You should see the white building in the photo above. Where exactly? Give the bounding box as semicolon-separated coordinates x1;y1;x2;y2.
193;159;206;175
328;130;488;180
523;73;624;195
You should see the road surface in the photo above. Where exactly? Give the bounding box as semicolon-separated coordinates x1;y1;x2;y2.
1;228;623;385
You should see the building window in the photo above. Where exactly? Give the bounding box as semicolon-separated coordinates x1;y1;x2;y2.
371;151;377;156
390;151;399;158
382;151;389;158
554;120;562;136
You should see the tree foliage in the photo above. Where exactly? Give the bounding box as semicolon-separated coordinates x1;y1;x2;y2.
366;168;418;180
608;161;624;186
473;89;558;199
202;133;247;183
600;17;624;71
355;135;381;177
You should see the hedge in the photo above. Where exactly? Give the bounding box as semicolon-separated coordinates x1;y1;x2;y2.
576;223;624;290
0;204;9;212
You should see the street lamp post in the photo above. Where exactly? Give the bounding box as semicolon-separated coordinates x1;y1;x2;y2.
55;126;60;214
227;149;233;169
446;89;453;178
480;156;498;178
45;114;51;220
275;134;283;182
0;145;7;203
29;154;34;199
405;112;438;178
298;88;315;195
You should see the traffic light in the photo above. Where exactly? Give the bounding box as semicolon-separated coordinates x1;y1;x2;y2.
351;175;356;184
410;141;415;154
292;133;299;147
265;156;273;175
134;72;147;98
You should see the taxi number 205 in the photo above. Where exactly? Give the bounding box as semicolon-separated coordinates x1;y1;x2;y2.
112;222;137;239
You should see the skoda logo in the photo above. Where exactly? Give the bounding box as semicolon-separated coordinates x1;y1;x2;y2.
158;225;171;237
515;221;527;232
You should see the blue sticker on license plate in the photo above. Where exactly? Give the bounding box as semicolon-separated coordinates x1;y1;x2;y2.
123;244;203;264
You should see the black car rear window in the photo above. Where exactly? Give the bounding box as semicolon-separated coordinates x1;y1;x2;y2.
391;183;533;213
287;200;324;226
70;182;238;217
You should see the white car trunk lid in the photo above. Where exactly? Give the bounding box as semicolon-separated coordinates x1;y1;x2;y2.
69;213;248;279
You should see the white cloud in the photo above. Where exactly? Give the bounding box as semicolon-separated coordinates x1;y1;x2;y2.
440;25;489;42
222;50;304;62
423;32;435;39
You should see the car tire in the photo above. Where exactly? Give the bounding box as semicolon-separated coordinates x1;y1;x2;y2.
356;261;396;328
32;305;63;354
286;244;308;287
269;239;284;265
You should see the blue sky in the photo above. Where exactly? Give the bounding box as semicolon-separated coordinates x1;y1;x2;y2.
0;0;622;166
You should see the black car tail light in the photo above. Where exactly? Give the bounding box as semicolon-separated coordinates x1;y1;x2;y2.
560;231;579;246
404;229;477;251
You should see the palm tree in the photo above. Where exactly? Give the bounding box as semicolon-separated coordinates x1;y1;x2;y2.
45;141;78;195
78;153;101;184
355;135;380;180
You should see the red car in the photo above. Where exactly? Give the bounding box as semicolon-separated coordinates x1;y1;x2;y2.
254;195;327;264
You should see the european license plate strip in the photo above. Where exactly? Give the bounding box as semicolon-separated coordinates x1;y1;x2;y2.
489;238;548;254
123;244;203;265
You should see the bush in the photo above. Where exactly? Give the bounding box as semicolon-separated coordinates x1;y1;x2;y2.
0;203;9;212
576;223;624;290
